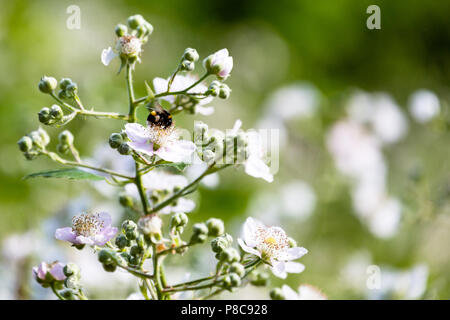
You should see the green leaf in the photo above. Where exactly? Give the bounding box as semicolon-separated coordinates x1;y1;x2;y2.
24;168;104;181
154;162;189;172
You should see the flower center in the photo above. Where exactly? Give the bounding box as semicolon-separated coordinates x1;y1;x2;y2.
144;123;176;148
117;35;141;56
264;236;277;245
255;227;289;260
72;213;104;237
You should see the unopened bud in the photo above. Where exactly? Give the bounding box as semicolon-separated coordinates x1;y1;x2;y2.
115;234;130;249
58;130;74;145
183;48;199;62
50;105;64;120
38;107;51;124
229;262;245;277
59;78;73;90
171;212;188;228
18;136;33;152
119;194;134;208
109;133;123;149
118;143;131;155
206;218;225;237
63;263;80;277
180;60;194;72
115;24;128;37
38;76;57;94
127;14;145;30
270;288;285;300
219;247;240;263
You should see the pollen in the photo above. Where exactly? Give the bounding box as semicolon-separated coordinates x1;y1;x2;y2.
72;213;104;237
264;237;277;245
151;110;157;116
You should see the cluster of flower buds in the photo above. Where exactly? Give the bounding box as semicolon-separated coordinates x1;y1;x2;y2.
189;217;225;245
169;212;189;248
114;220;151;267
208;81;231;99
248;270;270;287
56;130;75;155
109;132;131;155
269;287;285;300
33;261;66;288
38;105;64;126
57;78;78;100
179;48;199;72
17;127;49;160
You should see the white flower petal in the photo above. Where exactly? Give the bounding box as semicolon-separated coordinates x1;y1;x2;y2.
282;285;299;300
245;155;273;182
237;238;261;257
195;105;215;116
284;261;305;274
271;260;287;279
155;140;195;163
125;123;151;143
243;217;263;247
285;247;308;260
101;47;117;66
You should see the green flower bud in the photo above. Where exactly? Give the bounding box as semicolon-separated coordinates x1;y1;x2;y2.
17;136;33;152
127;14;145;29
219;247;240;263
38;76;58;94
170;212;188;228
119;194;134;208
57;143;70;155
219;86;231;99
192;223;208;236
115;24;128;37
211;233;233;254
130;245;144;257
98;249;113;264
109;133;123;149
29;128;49;149
183;48;199;62
24;151;39;160
118;143;131;155
58;130;74;145
250;271;269;287
115;234;130;249
102;263;117;272
223;273;241;289
129;256;139;266
136;25;149;38
61;289;76;300
270;288;285;300
206;218;225;237
38;107;51;124
122;220;137;232
50;105;64;121
288;237;297;248
59;78;73;90
65;83;78;97
180;60;195;72
229;262;245;277
144;22;154;36
63;263;80;277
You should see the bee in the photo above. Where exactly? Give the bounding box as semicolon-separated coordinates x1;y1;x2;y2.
147;105;173;128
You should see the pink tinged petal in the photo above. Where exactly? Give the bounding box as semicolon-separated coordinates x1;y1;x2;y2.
284;261;305;274
219;57;233;78
36;262;48;280
55;227;77;243
215;48;229;61
75;235;95;246
237;238;261;258
125;123;151;143
245;155;273;183
285;247;308;260
101;47;117;66
155;140;195;163
282;285;299;300
97;212;112;229
94;227;118;245
128;141;154;156
271;260;287;279
50;263;66;281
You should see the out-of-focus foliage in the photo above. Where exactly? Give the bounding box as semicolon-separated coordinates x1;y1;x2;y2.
0;0;449;299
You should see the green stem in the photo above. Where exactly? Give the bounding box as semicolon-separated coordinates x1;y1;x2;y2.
126;63;137;122
134;162;151;215
153;244;164;299
43;152;134;180
50;283;65;300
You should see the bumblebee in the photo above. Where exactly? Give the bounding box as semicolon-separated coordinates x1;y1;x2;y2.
147;106;173;128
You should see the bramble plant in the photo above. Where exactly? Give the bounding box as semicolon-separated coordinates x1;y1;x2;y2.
19;14;308;300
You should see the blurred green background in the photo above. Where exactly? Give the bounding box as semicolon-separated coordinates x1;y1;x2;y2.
0;0;449;299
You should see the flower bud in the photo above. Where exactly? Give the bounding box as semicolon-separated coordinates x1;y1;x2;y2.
119;194;134;208
57;143;69;155
98;249;113;264
219;85;231;99
190;223;209;244
58;130;74;145
65;83;78;97
115;234;130;249
183;48;199;62
38;76;58;94
288;237;297;248
170;212;188;228
24;151;39;160
125;228;138;241
219;247;240;263
180;60;194;72
127;14;145;29
211;233;233;254
115;24;128;37
29;128;49;149
229;262;245;277
223;273;241;289
250;271;269;287
59;78;73;90
109;133;123;149
203;49;233;80
138;214;162;237
50;105;64;121
63;263;80;278
130;245;143;257
103;263;117;272
118;143;131;155
38;107;51;124
18;136;33;152
270;288;285;300
206;218;225;237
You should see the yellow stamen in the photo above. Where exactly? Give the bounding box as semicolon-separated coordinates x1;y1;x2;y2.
264;237;277;245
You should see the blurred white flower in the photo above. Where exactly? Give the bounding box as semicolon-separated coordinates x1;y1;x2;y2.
282;284;327;300
238;217;307;279
367;197;402;239
245;128;274;183
264;83;320;120
408;89;440;123
185;155;219;188
280;181;316;219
